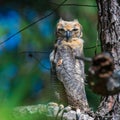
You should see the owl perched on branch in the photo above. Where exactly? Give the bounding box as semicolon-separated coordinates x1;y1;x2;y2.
50;19;89;112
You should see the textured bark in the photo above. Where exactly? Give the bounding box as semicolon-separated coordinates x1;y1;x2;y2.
95;0;120;119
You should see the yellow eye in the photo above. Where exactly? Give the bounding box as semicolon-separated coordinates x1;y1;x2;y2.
72;28;78;31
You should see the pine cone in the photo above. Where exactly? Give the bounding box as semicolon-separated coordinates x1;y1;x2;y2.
87;52;120;95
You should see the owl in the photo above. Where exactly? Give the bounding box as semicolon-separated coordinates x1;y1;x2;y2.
50;18;89;112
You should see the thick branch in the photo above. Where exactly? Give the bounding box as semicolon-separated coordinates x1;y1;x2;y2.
12;103;94;120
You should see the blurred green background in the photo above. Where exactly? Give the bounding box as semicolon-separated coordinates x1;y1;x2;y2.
0;0;101;119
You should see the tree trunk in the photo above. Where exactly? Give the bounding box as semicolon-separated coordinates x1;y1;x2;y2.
95;0;120;119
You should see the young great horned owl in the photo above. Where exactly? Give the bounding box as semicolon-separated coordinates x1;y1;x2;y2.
50;19;89;111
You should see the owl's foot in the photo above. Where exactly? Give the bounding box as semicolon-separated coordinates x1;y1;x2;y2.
47;102;60;118
47;102;65;120
48;103;72;120
60;106;72;120
55;104;64;120
47;103;94;120
53;104;72;120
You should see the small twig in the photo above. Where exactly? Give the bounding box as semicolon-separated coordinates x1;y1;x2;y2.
75;56;92;62
49;2;97;7
84;44;101;49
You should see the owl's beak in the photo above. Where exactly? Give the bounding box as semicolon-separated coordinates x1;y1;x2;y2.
66;31;71;40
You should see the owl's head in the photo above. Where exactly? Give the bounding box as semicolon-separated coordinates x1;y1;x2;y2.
56;18;83;41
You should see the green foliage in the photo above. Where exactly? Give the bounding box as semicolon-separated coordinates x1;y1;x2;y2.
0;0;101;119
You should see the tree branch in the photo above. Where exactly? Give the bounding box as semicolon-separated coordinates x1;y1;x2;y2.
12;103;94;120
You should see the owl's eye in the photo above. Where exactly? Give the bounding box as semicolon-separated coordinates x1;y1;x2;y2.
58;28;65;32
72;28;78;31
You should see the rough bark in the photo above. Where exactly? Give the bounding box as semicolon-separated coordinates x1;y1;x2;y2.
95;0;120;119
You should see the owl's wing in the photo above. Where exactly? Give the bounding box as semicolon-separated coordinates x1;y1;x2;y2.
50;50;68;105
50;43;89;110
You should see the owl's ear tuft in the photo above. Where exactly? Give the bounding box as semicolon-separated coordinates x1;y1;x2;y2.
79;24;83;37
80;32;83;38
59;18;64;22
79;24;83;31
74;19;79;22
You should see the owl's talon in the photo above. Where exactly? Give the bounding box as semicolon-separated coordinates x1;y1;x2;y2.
54;105;72;120
47;102;59;107
47;102;60;119
60;106;72;120
76;108;81;120
55;104;64;120
63;106;72;112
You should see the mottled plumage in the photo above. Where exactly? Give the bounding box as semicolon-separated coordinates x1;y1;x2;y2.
50;19;89;111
